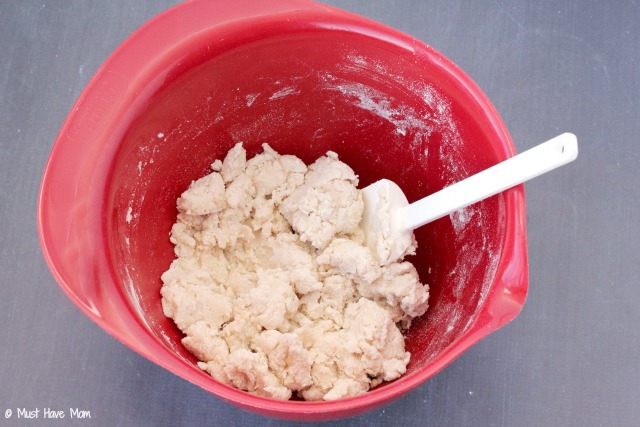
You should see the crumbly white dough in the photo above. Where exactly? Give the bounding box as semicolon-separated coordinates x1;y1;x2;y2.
161;142;429;401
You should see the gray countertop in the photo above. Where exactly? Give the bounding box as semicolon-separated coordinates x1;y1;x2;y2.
1;1;638;426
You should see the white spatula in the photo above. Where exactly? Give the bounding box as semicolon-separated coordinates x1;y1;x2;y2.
361;133;578;264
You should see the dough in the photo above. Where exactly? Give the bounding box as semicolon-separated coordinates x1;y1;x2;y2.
161;143;429;401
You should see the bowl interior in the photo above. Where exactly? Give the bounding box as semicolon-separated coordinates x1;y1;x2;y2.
106;27;509;387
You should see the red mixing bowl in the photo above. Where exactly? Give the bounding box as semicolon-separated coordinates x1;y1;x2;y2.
38;0;527;421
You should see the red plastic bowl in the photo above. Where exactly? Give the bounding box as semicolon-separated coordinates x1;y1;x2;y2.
38;0;527;421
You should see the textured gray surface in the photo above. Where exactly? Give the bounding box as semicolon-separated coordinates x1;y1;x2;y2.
1;1;638;426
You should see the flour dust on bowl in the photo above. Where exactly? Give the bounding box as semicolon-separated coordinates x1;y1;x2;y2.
37;0;528;421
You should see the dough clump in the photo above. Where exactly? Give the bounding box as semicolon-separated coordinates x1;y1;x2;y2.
161;143;429;401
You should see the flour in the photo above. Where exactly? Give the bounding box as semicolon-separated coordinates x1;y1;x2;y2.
160;143;429;401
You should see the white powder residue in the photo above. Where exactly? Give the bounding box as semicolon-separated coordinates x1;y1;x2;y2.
320;53;465;177
327;81;433;145
420;85;453;125
450;206;476;235
447;310;462;333
269;87;299;100
125;206;133;223
450;243;484;300
246;93;260;106
346;54;369;67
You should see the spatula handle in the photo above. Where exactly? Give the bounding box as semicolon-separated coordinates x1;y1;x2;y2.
402;133;578;230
